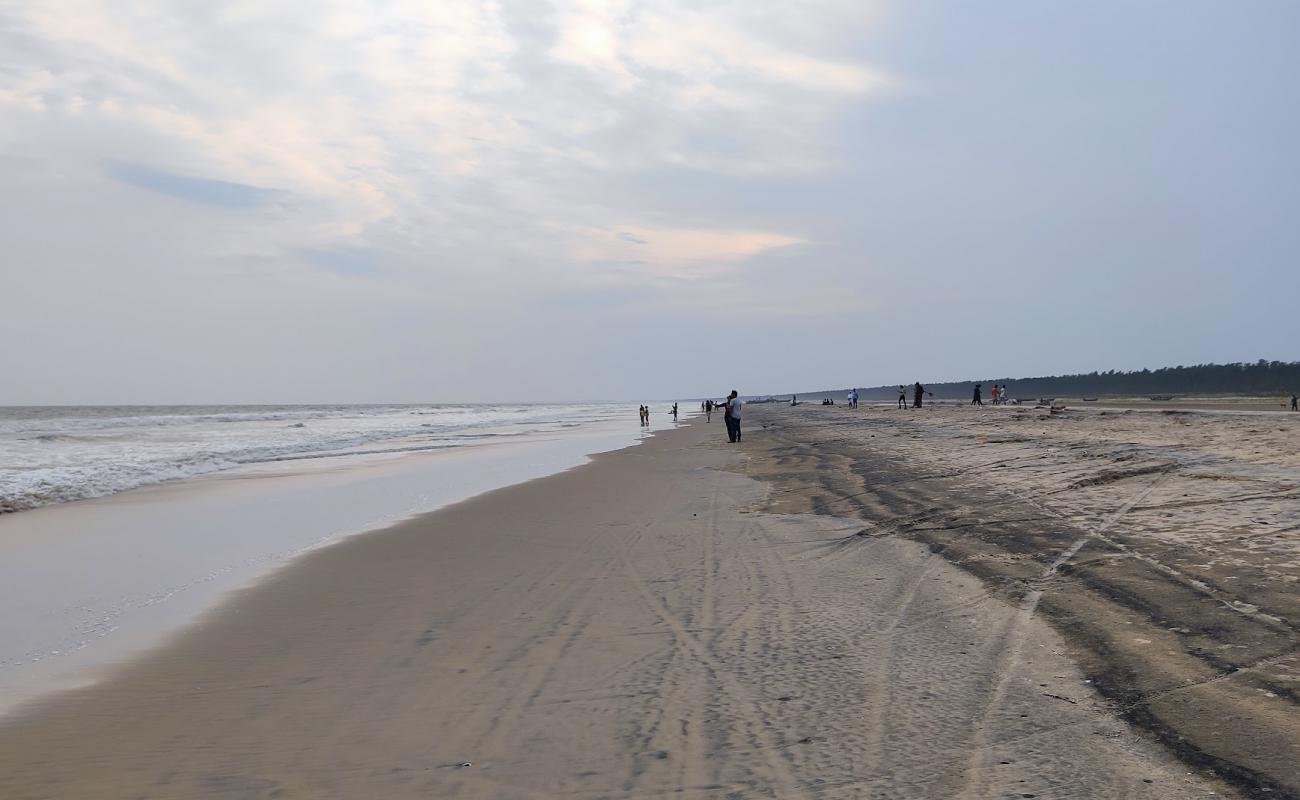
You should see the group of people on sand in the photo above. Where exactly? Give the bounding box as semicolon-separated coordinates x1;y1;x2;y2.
679;390;1298;436
891;382;1013;409
899;383;931;408
971;383;1012;406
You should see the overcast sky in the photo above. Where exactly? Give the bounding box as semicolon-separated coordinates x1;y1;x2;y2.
2;1;1297;403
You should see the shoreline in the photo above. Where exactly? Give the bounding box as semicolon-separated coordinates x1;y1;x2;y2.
0;413;681;717
0;416;1237;799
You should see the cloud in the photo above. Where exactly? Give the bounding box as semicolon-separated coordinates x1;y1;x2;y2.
300;247;379;276
575;225;802;281
105;161;269;208
0;0;893;304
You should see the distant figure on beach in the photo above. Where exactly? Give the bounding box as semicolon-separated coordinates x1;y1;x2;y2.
991;385;1000;405
671;402;678;419
912;382;930;408
972;384;983;406
898;385;907;409
1292;393;1298;411
791;395;798;406
721;390;743;443
705;399;713;422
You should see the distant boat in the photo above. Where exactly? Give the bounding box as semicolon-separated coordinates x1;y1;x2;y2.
1082;397;1098;402
1149;395;1174;401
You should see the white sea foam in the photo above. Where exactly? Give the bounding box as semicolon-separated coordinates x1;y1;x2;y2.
0;403;636;513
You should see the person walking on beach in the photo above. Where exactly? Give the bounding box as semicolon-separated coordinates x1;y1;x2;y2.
972;384;983;406
1292;393;1298;411
705;399;713;422
912;382;931;408
898;385;907;409
721;390;743;443
671;402;678;420
991;384;1000;405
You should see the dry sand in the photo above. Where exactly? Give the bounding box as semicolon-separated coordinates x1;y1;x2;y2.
747;402;1299;798
0;419;1255;798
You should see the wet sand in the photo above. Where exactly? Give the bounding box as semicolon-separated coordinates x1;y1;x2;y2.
0;419;1247;798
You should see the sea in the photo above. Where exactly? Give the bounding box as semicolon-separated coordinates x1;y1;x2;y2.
0;403;636;514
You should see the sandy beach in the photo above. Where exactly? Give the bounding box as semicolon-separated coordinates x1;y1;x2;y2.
747;402;1299;798
0;415;1266;799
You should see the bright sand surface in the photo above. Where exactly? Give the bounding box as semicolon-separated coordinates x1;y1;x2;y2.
0;417;1244;799
0;414;676;716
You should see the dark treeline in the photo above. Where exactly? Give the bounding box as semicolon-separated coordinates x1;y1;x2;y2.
821;360;1300;401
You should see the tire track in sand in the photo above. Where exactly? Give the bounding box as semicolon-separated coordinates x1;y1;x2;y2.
955;472;1171;799
614;509;809;799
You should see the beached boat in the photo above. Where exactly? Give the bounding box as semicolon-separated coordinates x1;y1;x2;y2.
1082;397;1098;402
1149;395;1174;401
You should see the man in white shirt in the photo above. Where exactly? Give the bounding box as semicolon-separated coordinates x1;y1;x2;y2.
721;390;744;443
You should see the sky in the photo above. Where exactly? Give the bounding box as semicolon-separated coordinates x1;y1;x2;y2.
2;0;1298;404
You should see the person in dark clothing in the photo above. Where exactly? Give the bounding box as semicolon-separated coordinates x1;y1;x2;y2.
972;384;983;406
671;402;678;419
898;385;907;409
705;399;713;422
912;382;931;408
1292;394;1298;411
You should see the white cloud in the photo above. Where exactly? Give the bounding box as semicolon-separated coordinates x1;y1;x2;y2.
573;225;802;281
0;0;892;301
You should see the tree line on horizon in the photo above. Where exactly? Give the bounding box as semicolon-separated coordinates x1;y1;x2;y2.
817;360;1300;401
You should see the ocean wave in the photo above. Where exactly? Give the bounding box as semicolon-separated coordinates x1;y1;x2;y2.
0;403;635;513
